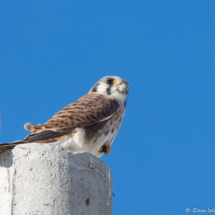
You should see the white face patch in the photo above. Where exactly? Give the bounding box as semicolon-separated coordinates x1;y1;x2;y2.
97;83;110;94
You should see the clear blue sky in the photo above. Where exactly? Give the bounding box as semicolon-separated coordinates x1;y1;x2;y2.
1;1;215;214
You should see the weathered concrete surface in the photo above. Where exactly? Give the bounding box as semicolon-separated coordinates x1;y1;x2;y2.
0;143;112;215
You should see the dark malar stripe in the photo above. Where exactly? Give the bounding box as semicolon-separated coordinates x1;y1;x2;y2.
106;86;111;95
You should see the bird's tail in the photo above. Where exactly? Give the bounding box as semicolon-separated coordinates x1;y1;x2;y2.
0;141;27;153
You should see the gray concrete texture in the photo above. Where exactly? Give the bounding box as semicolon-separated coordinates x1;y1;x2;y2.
0;143;112;215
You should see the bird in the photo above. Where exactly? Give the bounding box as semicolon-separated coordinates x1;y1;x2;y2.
0;76;129;158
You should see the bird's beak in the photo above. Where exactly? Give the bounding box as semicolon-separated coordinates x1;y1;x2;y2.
118;83;127;93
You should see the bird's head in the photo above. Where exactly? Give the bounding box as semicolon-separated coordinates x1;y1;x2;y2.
89;76;129;104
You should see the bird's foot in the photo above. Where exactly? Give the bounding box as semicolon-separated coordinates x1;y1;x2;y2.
98;144;111;155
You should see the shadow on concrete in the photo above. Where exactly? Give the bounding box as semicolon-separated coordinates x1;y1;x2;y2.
0;150;13;168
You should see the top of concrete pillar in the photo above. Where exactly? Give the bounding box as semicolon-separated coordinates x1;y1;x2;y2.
0;143;112;215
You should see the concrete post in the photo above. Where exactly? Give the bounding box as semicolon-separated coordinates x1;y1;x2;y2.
0;143;112;215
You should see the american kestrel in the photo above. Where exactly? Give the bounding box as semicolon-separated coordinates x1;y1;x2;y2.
0;76;129;158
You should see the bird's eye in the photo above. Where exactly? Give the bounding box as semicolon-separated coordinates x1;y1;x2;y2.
106;79;115;85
